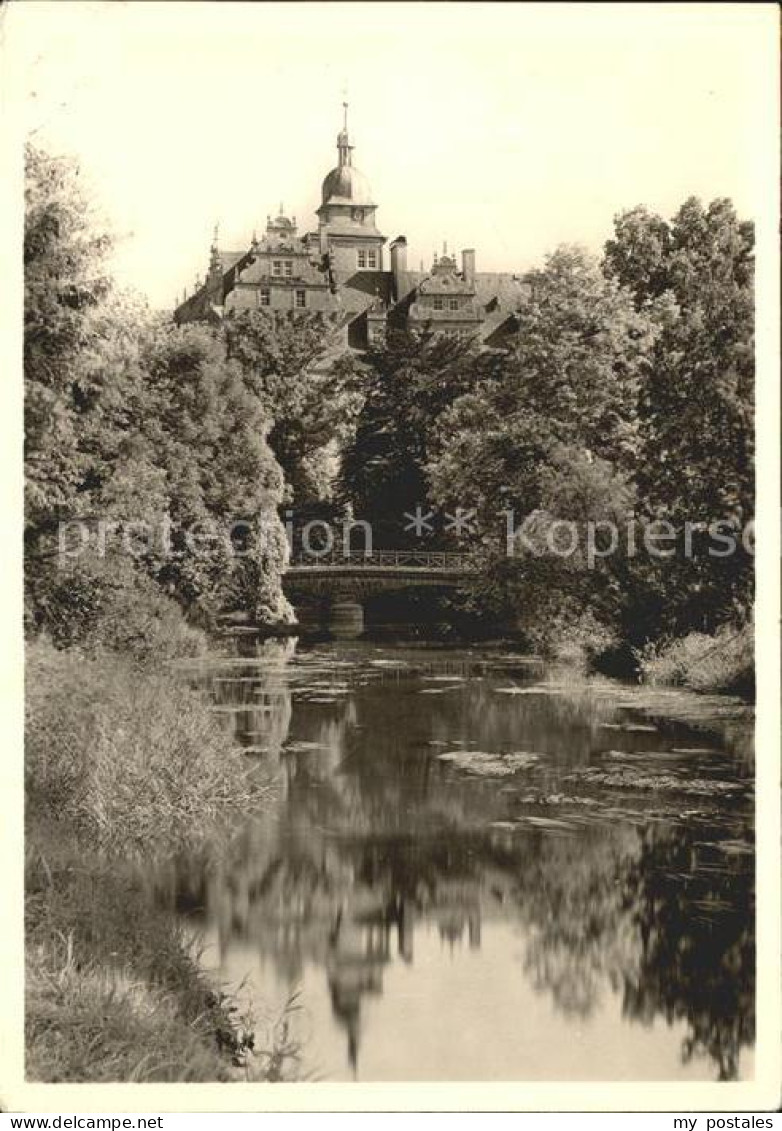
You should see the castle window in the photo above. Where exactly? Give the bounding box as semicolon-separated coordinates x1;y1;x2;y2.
367;250;377;269
449;298;460;311
259;287;270;307
432;297;444;311
295;289;306;309
357;250;367;269
272;260;283;276
284;260;293;277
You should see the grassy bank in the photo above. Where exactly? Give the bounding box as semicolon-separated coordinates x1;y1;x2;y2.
25;640;295;1082
635;622;754;697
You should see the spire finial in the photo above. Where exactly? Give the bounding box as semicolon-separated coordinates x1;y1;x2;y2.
337;93;353;166
209;224;221;275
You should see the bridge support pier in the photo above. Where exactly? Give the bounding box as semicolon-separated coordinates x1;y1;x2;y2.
328;600;364;640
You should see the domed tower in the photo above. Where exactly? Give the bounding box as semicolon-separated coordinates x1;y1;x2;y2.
316;104;385;273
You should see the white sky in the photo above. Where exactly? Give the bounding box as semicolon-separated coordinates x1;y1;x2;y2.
6;1;776;309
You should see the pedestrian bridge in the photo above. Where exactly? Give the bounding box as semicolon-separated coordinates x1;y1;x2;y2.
283;550;474;636
285;549;473;587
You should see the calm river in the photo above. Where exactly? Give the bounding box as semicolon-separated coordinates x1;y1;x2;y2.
155;639;754;1083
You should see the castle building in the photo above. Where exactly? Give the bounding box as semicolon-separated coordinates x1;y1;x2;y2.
174;107;530;349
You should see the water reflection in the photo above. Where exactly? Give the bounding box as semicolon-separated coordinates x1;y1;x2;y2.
156;640;754;1081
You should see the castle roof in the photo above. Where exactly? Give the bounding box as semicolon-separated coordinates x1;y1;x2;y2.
321;164;375;207
216;250;247;272
320;103;376;208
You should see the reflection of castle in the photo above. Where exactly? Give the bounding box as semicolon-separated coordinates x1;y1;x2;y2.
209;852;490;1073
437;907;481;950
153;644;756;1082
327;905;396;1074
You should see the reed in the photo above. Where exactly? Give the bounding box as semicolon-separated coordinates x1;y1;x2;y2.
25;640;295;1082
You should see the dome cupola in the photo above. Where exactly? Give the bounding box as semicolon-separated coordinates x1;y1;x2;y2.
320;103;376;208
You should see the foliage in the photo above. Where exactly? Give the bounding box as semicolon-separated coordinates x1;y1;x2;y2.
427;247;652;651
634;622;754;696
604;197;754;636
339;329;478;544
420;211;754;656
24;144;292;632
224;310;364;505
24;145;114;535
140;322;292;623
26;934;238;1083
429;247;654;526
24;554;205;663
24;636;300;1080
23;146;302;1084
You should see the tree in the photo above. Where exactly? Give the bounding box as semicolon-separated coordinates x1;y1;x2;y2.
339;329;478;545
24;145;292;639
141;323;291;623
603;197;754;634
429;246;654;526
426;247;654;650
24;144;114;537
224;310;364;506
604;197;754;521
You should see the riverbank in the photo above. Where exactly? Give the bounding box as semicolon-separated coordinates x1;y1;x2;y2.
24;640;294;1082
634;623;754;697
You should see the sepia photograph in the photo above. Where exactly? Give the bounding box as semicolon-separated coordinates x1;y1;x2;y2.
2;0;779;1114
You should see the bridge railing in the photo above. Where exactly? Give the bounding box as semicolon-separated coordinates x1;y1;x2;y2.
288;549;474;571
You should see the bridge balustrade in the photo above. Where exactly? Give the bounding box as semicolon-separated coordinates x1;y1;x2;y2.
287;549;472;571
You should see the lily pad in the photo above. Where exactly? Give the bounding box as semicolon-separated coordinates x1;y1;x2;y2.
494;686;565;696
437;750;540;776
567;767;740;796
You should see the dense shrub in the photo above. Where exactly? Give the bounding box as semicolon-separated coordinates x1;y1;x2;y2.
25;554;206;664
635;623;754;696
514;602;619;666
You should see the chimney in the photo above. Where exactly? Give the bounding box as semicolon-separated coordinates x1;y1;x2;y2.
462;248;476;286
390;235;408;300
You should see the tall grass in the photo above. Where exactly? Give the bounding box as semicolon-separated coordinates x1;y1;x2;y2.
26;640;273;854
635;622;754;697
25;640;295;1082
25;828;299;1083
